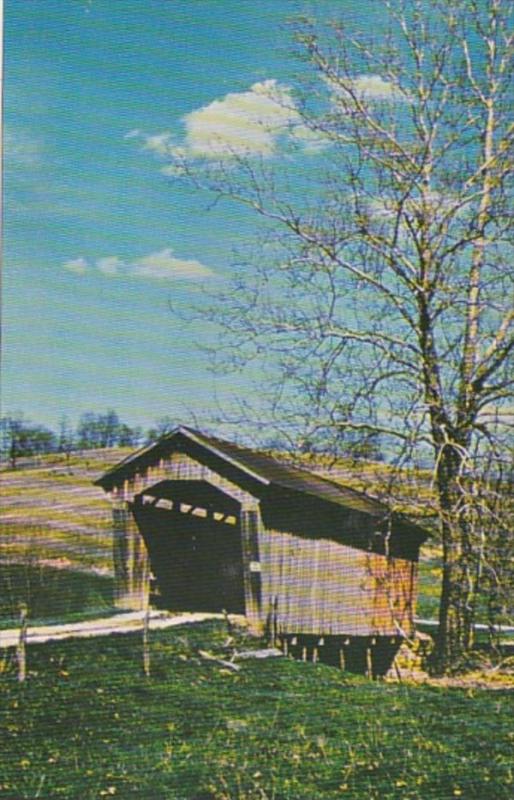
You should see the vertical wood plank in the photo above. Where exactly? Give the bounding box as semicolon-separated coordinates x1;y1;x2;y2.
366;646;373;679
240;506;263;635
112;502;149;610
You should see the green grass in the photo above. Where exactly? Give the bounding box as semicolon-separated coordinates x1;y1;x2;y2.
1;621;513;800
417;557;442;620
0;523;113;573
0;564;116;628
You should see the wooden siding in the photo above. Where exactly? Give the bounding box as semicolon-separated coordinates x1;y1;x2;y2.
108;452;256;611
240;508;264;633
111;451;257;510
259;528;416;637
112;502;149;611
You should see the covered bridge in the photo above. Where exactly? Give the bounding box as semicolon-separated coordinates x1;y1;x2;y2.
95;426;428;674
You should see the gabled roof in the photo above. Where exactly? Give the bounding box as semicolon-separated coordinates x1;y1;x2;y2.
95;425;428;539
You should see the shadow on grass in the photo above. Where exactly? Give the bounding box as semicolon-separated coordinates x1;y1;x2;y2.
0;563;116;628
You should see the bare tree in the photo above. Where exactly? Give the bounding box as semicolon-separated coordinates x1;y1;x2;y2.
146;416;176;443
58;414;75;466
163;0;513;671
0;414;58;467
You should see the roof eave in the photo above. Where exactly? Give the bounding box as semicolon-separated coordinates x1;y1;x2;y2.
93;426;183;489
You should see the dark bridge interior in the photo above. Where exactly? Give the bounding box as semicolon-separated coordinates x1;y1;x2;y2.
131;480;245;614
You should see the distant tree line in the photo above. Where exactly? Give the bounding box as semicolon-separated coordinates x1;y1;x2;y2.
0;412;178;468
0;411;384;468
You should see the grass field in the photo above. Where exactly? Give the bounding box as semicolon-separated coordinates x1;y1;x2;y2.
0;563;116;629
1;620;513;800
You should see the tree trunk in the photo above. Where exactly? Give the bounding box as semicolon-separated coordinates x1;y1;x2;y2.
430;444;478;673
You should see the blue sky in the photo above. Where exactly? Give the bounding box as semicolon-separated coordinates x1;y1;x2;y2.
3;0;380;432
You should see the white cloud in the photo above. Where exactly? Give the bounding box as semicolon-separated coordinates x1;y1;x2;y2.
131;248;214;280
326;73;407;106
130;74;404;167
96;256;122;276
65;249;214;281
352;74;405;102
369;191;457;222
63;257;89;274
179;79;297;158
290;122;328;153
132;79;324;163
144;131;174;156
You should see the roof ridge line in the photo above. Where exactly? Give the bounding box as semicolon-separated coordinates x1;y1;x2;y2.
175;427;271;486
182;428;384;505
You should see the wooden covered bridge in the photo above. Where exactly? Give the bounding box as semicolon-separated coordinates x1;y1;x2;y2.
95;426;428;675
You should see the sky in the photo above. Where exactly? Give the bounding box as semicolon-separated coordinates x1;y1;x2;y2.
2;0;384;433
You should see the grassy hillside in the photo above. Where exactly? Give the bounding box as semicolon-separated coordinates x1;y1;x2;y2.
1;459;512;800
0;449;131;573
1;620;513;800
0;450;128;625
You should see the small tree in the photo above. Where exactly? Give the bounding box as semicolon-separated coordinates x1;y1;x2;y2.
98;410;121;448
76;412;100;450
58;414;75;465
0;415;26;467
0;414;58;466
118;423;142;448
146;416;176;443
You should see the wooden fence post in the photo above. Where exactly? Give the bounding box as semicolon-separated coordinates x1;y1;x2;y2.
268;595;278;648
240;506;263;635
17;604;28;683
366;643;374;679
142;606;151;678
